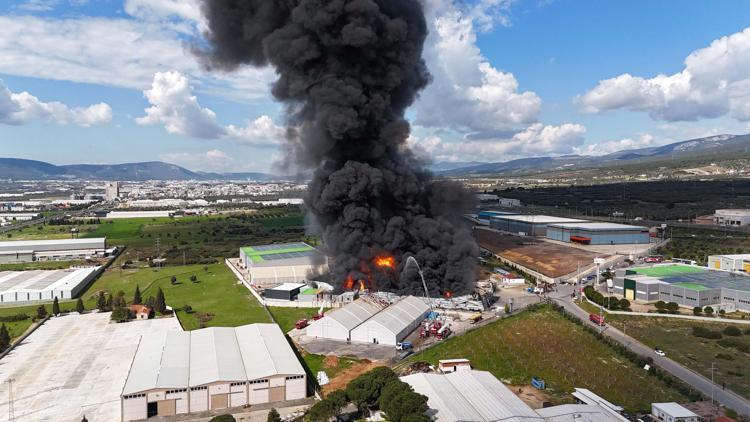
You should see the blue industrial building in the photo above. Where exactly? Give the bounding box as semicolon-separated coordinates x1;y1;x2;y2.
546;222;650;245
477;210;519;222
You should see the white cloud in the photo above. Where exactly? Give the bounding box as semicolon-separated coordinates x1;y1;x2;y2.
18;0;58;12
0;80;111;126
123;0;206;33
0;15;274;101
160;149;232;172
136;72;284;147
577;27;750;122
415;1;541;133
574;134;658;156
411;122;586;162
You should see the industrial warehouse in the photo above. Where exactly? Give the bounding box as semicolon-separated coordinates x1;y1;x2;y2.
0;237;109;263
0;266;101;303
489;214;587;236
708;253;750;272
306;296;430;345
546;222;650;245
239;242;328;286
613;264;750;312
121;323;306;421
401;370;628;422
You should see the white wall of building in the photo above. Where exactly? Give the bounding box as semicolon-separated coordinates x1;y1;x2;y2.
350;320;397;345
306;317;351;341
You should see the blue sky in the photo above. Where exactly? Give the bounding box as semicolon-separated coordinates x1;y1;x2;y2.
1;0;750;172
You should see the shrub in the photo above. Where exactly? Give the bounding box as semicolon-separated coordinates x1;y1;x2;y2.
723;326;742;337
718;338;750;354
693;307;702;316
716;353;735;361
0;314;29;323
111;307;131;322
190;275;198;282
704;306;714;316
209;416;236;422
692;326;722;339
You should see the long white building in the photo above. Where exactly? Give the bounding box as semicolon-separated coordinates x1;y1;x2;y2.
121;323;306;421
0;266;101;303
0;238;108;263
307;296;429;345
714;209;750;226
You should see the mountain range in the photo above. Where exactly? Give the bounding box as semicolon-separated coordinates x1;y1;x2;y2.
1;134;748;181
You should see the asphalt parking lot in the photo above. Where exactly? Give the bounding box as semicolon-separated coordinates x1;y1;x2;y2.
0;312;181;421
293;331;397;360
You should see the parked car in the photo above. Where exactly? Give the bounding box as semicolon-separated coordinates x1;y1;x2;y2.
654;349;666;357
396;341;412;351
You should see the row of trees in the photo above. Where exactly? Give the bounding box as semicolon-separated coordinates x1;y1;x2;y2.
306;367;428;422
654;301;680;314
583;286;630;311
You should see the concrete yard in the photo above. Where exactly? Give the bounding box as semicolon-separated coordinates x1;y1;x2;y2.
0;312;181;421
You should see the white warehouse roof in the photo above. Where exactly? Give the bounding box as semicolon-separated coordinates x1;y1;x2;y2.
492;215;587;224
356;296;429;335
123;323;304;395
316;298;386;332
547;222;647;231
0;237;106;253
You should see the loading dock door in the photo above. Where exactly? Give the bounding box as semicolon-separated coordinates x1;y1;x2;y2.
211;394;228;410
157;400;176;416
269;386;285;402
147;402;158;418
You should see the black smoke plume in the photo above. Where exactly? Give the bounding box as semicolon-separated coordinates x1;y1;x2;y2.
198;0;478;295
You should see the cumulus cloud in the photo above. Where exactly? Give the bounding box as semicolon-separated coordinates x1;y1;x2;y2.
136;72;283;147
0;80;111;126
577;27;750;122
415;0;541;133
0;14;274;101
411;122;586;162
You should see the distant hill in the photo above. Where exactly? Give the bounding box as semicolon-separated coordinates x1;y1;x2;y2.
440;134;750;177
0;158;276;181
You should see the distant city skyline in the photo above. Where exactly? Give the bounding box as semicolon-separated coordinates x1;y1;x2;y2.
1;0;750;172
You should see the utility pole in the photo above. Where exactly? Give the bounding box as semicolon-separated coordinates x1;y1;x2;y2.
710;362;716;409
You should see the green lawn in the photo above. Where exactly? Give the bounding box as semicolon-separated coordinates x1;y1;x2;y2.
409;305;687;412
78;263;271;330
303;353;359;380
605;315;750;399
0;303;47;341
4;223;99;240
269;307;329;333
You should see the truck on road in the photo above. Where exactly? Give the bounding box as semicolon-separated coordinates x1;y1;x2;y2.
589;313;605;326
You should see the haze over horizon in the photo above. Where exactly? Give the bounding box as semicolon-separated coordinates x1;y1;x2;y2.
2;0;750;172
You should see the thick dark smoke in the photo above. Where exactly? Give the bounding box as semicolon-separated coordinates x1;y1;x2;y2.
199;0;478;295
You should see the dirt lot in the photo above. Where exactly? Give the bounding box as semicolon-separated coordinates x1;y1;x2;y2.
475;229;602;278
322;360;384;395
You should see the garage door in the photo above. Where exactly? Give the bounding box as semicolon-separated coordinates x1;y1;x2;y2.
157;400;176;416
269;386;285;402
211;394;228;410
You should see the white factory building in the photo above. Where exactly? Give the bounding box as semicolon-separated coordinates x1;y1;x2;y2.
306;296;429;345
708;254;750;272
121;323;306;421
350;296;431;345
714;209;750;226
401;370;628;422
240;242;328;286
0;266;102;303
0;238;109;263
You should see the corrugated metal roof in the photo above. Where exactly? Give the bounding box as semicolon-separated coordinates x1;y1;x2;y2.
652;403;699;418
122;323;304;395
318;298;386;331
360;296;428;335
401;370;544;422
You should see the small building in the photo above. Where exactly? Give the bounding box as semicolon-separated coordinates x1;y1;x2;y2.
651;403;699;422
264;283;306;301
240;242;328;286
546;222;650;245
708;254;750;272
714;209;750;227
129;304;152;320
121;324;306;421
350;296;430;345
613;264;750;312
489;215;587;236
438;358;471;373
306;298;386;342
498;197;522;208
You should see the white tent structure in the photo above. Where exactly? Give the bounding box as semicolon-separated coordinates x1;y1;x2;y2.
350;296;430;345
121;324;306;421
306;298;385;341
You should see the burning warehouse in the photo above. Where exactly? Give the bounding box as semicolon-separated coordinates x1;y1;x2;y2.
198;0;479;298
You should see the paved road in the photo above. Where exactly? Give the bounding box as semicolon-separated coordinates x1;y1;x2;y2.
548;287;750;416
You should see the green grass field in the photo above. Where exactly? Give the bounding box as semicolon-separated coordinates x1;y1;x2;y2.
79;263;271;330
409;305;687;412
0;303;46;341
269;307;329;333
627;264;706;277
604;315;750;399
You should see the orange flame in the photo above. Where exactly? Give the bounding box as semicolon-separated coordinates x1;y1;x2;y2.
374;255;395;269
444;290;453;298
343;275;355;290
359;280;366;291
